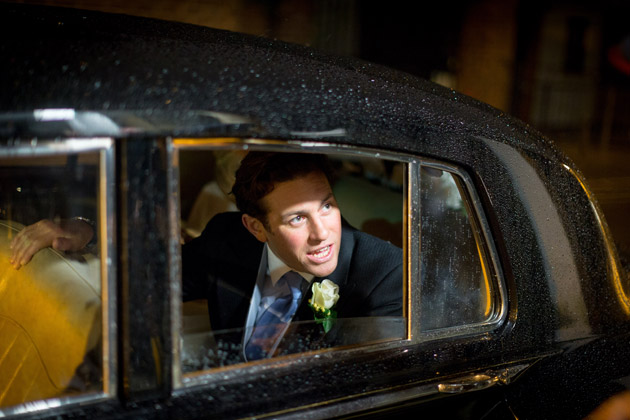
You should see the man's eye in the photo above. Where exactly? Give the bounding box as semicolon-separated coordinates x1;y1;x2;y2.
322;202;333;212
289;215;304;225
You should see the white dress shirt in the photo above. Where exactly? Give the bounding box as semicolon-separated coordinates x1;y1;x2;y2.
242;244;314;351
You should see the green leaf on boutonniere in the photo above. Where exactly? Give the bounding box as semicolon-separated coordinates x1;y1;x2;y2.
308;279;339;333
309;302;337;333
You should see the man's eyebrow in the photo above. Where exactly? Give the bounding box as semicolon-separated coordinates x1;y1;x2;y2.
321;192;335;204
280;193;336;220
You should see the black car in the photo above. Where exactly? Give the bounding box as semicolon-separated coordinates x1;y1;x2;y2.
0;3;629;419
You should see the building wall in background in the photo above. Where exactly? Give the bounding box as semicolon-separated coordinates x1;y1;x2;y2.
456;0;518;112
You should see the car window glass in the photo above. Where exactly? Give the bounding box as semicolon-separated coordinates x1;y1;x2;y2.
0;152;103;409
419;167;495;331
177;147;406;373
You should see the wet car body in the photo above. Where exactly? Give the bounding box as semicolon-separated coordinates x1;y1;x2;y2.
1;3;629;419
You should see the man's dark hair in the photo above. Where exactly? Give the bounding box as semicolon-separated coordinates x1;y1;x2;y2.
231;152;333;226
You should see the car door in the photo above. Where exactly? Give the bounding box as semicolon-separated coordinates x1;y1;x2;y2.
167;138;541;418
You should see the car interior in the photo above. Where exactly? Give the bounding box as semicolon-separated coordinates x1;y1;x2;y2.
177;147;407;371
0;154;102;408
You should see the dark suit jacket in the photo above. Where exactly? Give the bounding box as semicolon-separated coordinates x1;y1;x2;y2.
182;212;403;333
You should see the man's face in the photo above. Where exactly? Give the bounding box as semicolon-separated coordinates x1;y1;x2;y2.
245;171;342;277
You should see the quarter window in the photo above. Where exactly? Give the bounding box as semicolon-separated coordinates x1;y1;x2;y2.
419;166;502;332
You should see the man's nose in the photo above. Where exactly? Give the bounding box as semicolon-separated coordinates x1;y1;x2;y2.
309;216;328;241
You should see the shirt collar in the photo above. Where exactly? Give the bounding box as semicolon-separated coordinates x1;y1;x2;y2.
266;244;314;286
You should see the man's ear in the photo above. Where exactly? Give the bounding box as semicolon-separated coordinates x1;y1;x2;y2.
241;214;268;243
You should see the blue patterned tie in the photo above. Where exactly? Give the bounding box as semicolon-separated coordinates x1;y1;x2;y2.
245;271;304;360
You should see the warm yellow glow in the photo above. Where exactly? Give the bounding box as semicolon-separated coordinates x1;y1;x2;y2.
563;164;630;316
174;138;288;147
404;164;412;340
476;240;492;318
98;149;111;396
0;221;101;407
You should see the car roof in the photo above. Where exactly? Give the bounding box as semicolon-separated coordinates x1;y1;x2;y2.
0;2;564;162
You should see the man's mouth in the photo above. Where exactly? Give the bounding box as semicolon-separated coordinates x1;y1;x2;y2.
308;245;332;260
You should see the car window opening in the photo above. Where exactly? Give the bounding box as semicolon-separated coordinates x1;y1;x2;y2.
178;148;406;372
419;167;497;332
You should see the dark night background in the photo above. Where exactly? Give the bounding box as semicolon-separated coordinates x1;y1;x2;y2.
7;0;630;255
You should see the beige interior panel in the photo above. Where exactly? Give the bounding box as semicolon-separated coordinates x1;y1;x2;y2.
0;220;101;408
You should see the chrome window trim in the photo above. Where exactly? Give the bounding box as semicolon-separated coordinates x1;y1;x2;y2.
169;137;505;389
0;138;114;157
0;394;114;418
407;159;422;341
99;140;117;399
0;138;117;416
167;137;184;388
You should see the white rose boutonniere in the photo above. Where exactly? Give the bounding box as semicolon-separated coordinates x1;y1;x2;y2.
308;279;339;333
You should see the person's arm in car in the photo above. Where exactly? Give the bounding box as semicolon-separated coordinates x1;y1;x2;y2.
10;218;95;269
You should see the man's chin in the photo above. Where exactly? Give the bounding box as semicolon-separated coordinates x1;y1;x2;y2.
307;260;338;278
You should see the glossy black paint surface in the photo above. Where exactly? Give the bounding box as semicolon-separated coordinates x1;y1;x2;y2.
1;3;629;419
1;3;554;156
